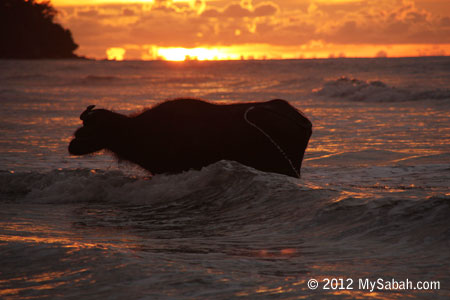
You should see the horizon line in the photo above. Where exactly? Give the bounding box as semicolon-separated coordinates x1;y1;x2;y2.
90;54;450;62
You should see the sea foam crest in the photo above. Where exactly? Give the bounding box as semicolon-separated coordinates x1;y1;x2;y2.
0;161;308;205
314;76;450;102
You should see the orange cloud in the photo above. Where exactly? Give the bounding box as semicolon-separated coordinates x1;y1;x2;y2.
53;0;450;59
316;0;450;45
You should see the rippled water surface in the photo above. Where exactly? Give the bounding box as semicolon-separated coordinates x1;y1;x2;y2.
0;58;449;299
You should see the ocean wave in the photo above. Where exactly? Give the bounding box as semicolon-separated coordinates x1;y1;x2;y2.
5;73;50;81
315;195;450;244
0;161;316;205
161;76;216;84
79;75;216;86
269;77;322;91
0;161;339;238
0;88;17;95
306;149;411;166
2;160;448;244
83;75;122;82
313;76;450;102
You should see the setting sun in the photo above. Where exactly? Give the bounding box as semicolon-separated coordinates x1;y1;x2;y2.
156;47;240;61
106;47;126;60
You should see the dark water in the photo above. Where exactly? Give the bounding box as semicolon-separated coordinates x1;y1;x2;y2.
0;58;449;299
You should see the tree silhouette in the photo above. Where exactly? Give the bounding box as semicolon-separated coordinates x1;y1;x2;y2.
0;0;79;59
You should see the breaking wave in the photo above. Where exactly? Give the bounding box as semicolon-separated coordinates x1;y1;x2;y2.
314;76;450;102
0;161;309;205
1;160;448;245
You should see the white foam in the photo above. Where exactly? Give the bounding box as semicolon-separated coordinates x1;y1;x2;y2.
0;161;308;205
314;76;450;102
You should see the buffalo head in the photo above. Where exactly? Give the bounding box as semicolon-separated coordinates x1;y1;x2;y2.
68;105;127;155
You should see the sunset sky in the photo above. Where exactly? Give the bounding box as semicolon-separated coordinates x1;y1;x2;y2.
51;0;450;60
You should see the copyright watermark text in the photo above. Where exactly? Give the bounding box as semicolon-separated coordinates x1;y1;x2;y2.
307;278;440;292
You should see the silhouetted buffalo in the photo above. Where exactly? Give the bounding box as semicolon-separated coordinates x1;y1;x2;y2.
68;99;312;178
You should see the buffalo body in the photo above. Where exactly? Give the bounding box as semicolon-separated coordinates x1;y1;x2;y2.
69;99;312;178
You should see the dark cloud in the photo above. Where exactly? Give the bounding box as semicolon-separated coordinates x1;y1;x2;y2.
122;8;136;16
254;3;278;17
439;16;450;27
77;9;99;18
201;1;278;18
223;3;252;18
201;8;220;18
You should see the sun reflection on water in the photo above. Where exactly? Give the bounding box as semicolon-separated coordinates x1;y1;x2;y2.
0;217;143;299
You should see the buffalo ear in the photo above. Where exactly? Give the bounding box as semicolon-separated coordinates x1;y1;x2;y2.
80;105;96;121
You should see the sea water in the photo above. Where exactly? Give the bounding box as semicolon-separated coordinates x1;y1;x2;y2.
0;58;449;299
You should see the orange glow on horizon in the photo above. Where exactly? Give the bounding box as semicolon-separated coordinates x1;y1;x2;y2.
106;47;126;61
156;47;241;61
106;43;450;61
